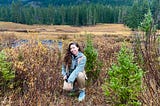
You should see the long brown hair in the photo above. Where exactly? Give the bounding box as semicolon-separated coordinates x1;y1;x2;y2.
63;42;82;69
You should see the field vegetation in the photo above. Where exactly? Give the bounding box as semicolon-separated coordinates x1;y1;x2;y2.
0;21;159;106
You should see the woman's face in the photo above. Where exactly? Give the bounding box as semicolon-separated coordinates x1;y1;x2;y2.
70;44;79;56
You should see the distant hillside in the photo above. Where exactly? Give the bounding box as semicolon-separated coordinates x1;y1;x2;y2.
0;0;133;7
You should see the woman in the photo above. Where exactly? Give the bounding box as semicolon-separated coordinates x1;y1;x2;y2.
62;42;87;101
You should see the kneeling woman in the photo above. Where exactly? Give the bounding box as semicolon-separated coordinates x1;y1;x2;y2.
62;42;87;101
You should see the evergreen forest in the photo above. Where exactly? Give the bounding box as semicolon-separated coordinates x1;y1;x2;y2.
0;0;160;29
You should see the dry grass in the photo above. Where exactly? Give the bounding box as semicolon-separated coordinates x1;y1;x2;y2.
0;22;159;105
0;22;132;41
0;22;134;106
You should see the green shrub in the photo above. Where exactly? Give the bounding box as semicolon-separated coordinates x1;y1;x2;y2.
138;9;156;36
84;34;102;84
0;50;15;93
102;44;143;106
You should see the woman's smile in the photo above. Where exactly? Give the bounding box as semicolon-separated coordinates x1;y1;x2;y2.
70;44;79;56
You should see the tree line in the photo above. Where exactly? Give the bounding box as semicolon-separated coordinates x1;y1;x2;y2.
0;0;159;29
0;3;121;26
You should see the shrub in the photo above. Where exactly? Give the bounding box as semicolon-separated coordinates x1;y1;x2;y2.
84;34;102;84
134;8;160;105
5;41;62;105
102;44;143;106
0;50;15;94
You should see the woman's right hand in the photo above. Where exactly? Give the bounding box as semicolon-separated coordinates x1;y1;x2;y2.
63;75;67;80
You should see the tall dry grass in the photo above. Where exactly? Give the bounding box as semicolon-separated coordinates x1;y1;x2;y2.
0;22;159;105
133;31;160;105
0;34;123;105
3;41;62;106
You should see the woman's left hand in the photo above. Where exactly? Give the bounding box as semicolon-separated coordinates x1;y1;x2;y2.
68;83;73;90
65;82;73;91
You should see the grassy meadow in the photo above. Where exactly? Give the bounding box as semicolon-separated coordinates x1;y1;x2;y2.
0;22;159;106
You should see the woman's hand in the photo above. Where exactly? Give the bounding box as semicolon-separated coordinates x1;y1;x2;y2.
65;82;73;91
63;80;73;91
63;75;67;80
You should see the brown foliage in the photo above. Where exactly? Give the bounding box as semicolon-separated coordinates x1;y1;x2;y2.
5;41;63;106
0;33;18;49
133;32;160;105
